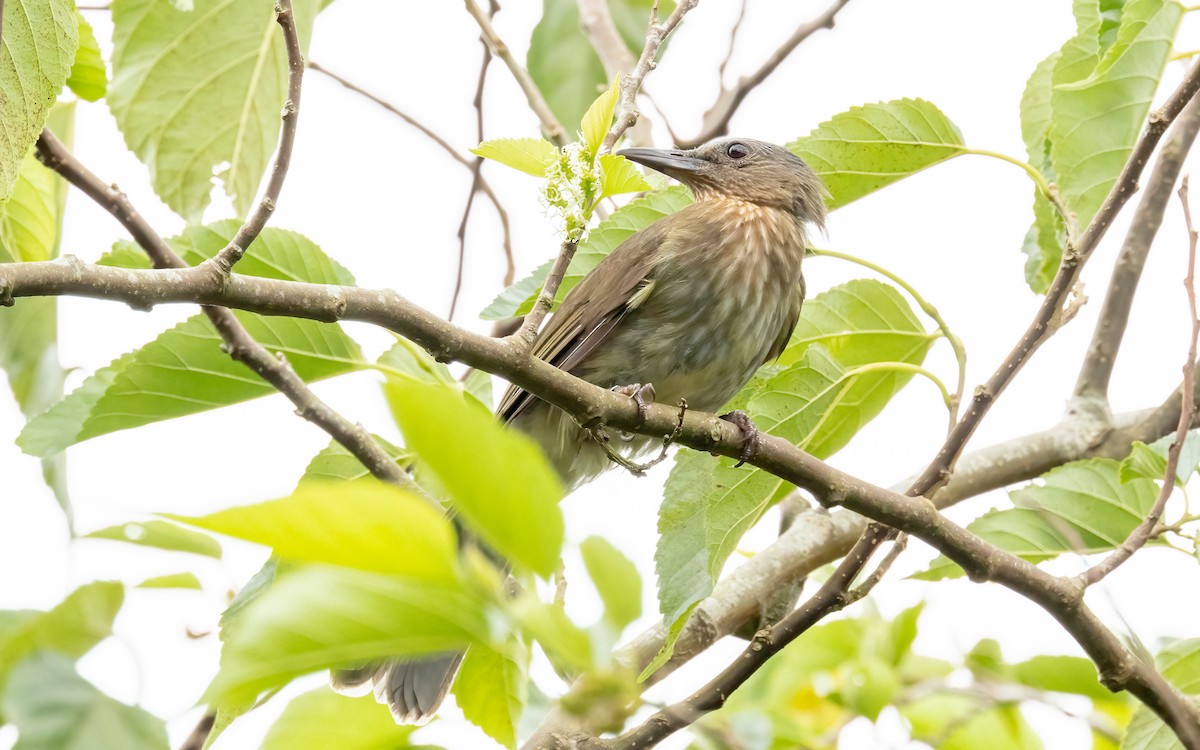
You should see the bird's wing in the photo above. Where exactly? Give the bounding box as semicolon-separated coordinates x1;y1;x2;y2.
765;272;805;364
498;218;673;423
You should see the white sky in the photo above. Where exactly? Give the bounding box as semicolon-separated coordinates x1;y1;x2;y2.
3;1;1200;748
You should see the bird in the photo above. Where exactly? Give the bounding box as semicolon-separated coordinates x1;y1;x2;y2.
332;137;828;723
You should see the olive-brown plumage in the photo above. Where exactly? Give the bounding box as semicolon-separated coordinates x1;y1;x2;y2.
334;137;827;723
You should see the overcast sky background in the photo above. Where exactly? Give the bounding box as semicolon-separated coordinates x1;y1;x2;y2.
3;1;1200;748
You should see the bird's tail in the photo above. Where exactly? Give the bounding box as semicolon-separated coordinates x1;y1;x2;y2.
330;651;464;724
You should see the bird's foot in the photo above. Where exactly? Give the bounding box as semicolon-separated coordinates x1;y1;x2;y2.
611;382;656;437
720;409;762;468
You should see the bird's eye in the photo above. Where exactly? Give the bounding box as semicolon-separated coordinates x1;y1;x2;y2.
725;142;750;159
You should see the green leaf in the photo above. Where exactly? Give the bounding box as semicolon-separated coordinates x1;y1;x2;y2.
0;104;74;519
509;594;593;674
580;536;642;631
108;0;319;221
66;13;106;102
207;565;491;706
656;280;934;632
261;689;419;750
1120;432;1200;485
942;704;1043;750
1019;51;1067;293
0;651;168;750
378;337;490;408
453;640;529;750
598;153;652;198
0;581;123;686
1123;638;1200;750
788;98;966;210
837;656;900;720
480;185;691;320
137;572;203;590
168;482;458;582
1049;0;1182;230
1011;654;1111;700
915;458;1160;580
581;77;619;155
471;138;558;178
385;377;564;577
884;602;924;666
19;224;364;457
298;436;411;486
83;520;222;559
0;0;77;206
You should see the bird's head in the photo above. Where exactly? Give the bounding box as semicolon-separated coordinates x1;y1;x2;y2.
619;138;827;227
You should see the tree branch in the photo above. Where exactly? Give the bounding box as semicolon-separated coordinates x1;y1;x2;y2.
1079;177;1200;585
208;0;304;273
1074;97;1200;400
681;0;853;147
512;240;577;350
463;0;567;146
601;0;699;153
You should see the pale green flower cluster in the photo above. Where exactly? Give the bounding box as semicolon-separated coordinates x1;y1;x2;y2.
541;139;603;243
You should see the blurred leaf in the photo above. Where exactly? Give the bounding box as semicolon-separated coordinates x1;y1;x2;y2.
945;704;1044;750
837;656;900;720
66;13;106;101
137;573;203;590
657;281;933;638
1048;0;1181;230
884;602;924;665
471;138;557;178
580;536;642;631
0;581;123;686
1122;638;1200;750
901;691;981;742
0;0;77;206
168;482;458;582
261;688;420;750
1012;654;1110;701
788;98;966;210
598;153;652;198
19;224;364;457
385;377;563;577
207;565;491;706
510;594;593;674
453;639;529;750
480;185;692;320
108;0;320;220
581;77;619;155
916;458;1160;580
464;368;494;410
298;436;411;486
0;651;168;750
378;337;490;410
527;0;672;134
84;520;222;559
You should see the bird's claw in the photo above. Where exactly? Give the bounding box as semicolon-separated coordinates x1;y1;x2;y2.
720;409;762;467
611;382;656;427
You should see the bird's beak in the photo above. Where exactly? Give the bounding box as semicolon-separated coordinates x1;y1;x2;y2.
618;147;708;180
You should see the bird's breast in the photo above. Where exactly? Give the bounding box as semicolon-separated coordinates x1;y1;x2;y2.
577;200;808;411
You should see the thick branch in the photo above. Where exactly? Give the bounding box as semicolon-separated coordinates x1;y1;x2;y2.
601;0;698;152
1074;97;1200;400
463;0;567;146
681;0;853;147
209;0;304;272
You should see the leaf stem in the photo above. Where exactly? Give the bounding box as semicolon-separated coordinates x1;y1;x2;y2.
845;361;955;415
966;147;1077;241
810;247;966;432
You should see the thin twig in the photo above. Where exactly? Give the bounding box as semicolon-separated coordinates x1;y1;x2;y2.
308;61;514;287
682;0;853;147
463;0;567;146
601;0;699;153
511;241;577;350
716;0;750;85
1078;177;1200;586
449;0;498;321
208;0;303;273
1074;97;1200;400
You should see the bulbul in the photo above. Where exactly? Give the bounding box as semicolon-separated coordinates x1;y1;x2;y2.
333;137;828;722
